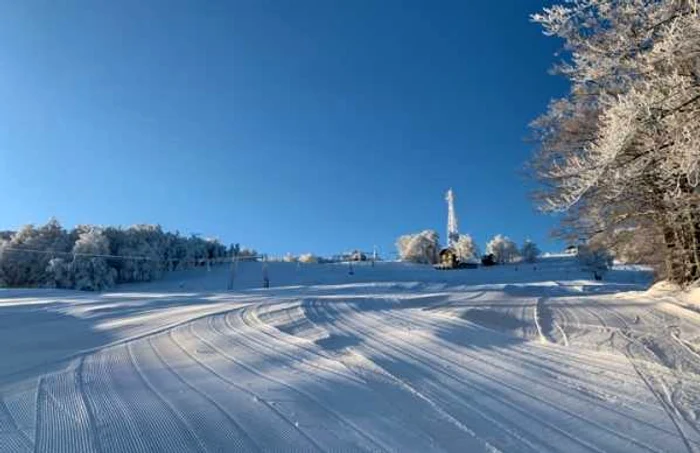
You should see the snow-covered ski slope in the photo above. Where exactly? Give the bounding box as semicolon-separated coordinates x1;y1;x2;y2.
2;257;700;453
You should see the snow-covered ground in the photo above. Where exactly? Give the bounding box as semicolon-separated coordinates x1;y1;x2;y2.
2;257;700;452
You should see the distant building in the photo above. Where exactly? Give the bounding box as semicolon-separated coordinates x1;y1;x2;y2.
439;248;458;269
350;250;367;261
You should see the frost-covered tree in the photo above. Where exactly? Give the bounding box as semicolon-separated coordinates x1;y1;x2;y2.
103;225;162;283
529;1;700;284
486;235;520;264
0;218;72;287
71;228;116;291
577;244;614;280
396;230;440;264
521;240;541;263
0;219;240;290
46;258;72;288
283;253;297;263
298;253;318;263
605;226;664;266
453;234;478;263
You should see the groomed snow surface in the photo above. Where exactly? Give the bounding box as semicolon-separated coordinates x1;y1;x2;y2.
2;257;700;452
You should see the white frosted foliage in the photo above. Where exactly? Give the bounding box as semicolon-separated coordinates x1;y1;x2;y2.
396;230;440;264
486;235;520;264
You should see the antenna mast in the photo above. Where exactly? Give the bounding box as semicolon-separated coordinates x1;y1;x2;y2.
446;189;459;247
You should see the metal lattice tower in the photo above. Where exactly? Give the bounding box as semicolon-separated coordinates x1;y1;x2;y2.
446;188;459;247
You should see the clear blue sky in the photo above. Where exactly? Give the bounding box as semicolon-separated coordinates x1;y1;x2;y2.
0;0;567;257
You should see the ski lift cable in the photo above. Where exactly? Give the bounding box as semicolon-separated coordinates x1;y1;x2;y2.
0;246;267;264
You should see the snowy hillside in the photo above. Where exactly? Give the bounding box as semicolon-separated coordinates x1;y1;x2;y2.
2;256;700;452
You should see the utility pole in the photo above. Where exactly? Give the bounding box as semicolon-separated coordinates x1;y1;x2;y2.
228;243;240;290
262;255;270;288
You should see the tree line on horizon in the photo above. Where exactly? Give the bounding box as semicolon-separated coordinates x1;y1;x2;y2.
0;218;245;291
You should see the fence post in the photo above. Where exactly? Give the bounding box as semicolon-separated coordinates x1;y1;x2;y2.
262;255;270;288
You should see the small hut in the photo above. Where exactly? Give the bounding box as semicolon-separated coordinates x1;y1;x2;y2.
436;248;479;270
437;248;458;269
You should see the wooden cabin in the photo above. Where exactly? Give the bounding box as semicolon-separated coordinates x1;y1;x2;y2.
435;247;459;269
439;248;458;268
436;248;479;270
